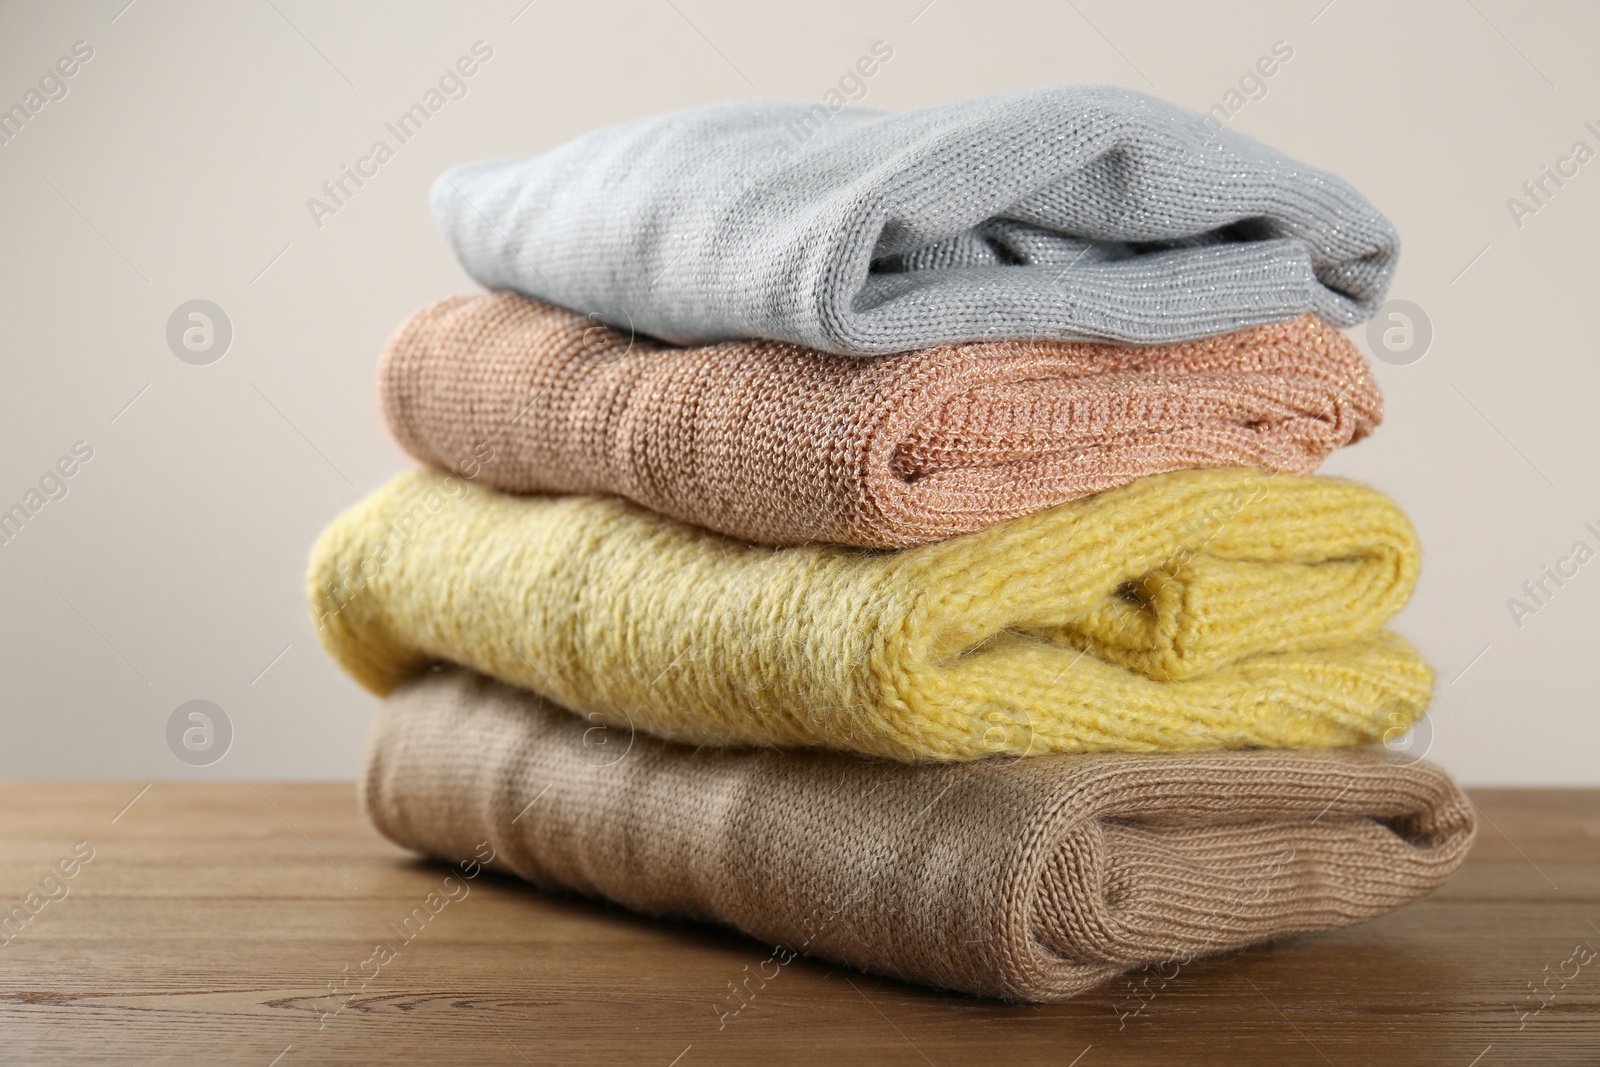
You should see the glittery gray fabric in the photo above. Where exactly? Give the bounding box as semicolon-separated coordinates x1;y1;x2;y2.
430;85;1398;357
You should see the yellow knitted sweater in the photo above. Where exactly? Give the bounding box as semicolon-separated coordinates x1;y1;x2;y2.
307;467;1430;762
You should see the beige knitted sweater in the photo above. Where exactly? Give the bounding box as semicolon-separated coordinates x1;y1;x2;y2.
362;667;1475;1002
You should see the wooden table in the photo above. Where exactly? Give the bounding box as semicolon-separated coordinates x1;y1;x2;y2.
1;783;1596;1065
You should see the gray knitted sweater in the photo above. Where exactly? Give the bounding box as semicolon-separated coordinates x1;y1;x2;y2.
432;85;1397;356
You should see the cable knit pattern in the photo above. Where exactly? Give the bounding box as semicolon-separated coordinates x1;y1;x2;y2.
431;85;1398;355
309;466;1431;761
363;666;1475;1002
381;293;1382;548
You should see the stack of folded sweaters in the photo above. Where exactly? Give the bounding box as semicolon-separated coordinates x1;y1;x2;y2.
308;86;1474;1002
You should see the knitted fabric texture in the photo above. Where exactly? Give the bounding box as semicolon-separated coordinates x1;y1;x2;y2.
381;293;1383;548
431;85;1398;355
363;666;1475;1003
310;467;1431;762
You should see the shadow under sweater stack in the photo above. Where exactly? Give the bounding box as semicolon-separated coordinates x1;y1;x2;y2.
308;85;1474;1002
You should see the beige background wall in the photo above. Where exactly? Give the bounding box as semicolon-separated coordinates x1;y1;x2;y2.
1;0;1594;783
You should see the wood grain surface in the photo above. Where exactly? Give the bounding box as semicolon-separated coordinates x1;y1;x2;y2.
0;781;1596;1066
